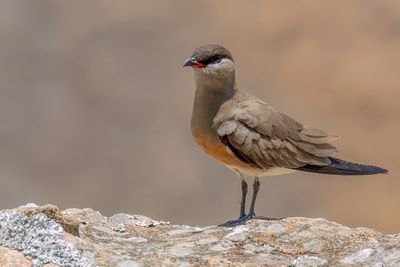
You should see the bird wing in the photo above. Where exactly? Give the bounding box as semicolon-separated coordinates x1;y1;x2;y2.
213;96;339;169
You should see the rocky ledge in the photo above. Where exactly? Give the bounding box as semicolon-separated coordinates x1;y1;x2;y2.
0;204;399;266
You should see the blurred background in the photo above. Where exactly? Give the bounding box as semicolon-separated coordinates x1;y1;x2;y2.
0;1;399;233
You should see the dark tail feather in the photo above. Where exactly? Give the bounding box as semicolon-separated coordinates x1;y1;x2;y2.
297;157;388;175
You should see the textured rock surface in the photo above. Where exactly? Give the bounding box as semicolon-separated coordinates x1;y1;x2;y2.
0;204;399;266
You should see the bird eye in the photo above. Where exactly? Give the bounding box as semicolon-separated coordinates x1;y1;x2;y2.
202;54;225;66
214;55;222;62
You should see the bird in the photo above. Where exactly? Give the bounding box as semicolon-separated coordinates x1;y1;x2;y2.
183;44;388;227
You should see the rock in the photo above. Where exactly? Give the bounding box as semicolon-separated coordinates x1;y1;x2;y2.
0;204;399;266
0;247;31;267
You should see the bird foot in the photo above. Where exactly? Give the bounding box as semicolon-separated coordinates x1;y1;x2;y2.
218;215;282;227
253;215;282;221
218;213;254;227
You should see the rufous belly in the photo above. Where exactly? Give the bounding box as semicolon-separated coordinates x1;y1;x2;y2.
192;131;295;177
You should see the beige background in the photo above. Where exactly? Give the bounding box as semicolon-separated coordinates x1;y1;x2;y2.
0;1;399;233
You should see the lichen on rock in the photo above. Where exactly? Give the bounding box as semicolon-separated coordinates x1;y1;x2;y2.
0;204;91;267
0;203;399;266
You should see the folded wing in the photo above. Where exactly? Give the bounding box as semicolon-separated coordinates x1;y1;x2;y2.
213;97;339;170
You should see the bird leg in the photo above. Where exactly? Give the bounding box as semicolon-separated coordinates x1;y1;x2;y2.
248;177;260;218
239;177;248;218
219;177;259;227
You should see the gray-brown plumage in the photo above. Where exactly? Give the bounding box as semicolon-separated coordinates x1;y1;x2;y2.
183;44;387;226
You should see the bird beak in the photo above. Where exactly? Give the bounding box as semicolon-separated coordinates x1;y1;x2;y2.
183;57;205;68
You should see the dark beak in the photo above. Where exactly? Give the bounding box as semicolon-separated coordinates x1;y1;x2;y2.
183;57;205;68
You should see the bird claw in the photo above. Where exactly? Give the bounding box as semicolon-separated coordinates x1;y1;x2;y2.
218;214;282;227
218;213;255;227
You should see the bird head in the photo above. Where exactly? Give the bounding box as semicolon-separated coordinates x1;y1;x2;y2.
183;45;235;86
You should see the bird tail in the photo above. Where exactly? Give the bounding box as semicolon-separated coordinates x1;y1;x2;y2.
297;157;388;175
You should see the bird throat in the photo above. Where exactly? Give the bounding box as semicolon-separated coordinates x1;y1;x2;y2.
191;76;236;141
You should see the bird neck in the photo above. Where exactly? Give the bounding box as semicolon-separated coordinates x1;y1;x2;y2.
191;73;237;139
193;66;235;89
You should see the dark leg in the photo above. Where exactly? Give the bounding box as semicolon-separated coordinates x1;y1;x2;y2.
219;177;259;227
239;177;248;219
248;177;260;218
248;177;280;221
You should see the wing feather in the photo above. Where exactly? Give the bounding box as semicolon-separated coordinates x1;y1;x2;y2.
214;96;338;170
